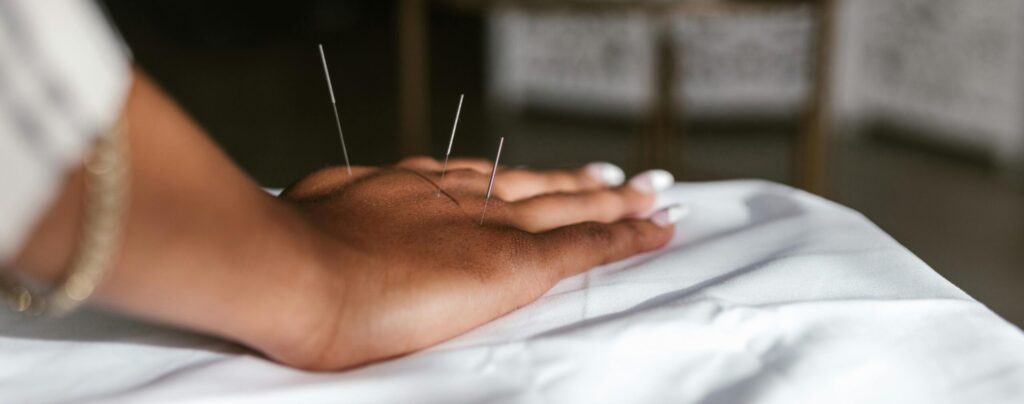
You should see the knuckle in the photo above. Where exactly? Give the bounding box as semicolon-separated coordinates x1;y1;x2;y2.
502;230;556;290
622;188;654;211
574;169;598;187
449;168;483;182
492;181;515;198
452;167;479;177
554;172;578;188
595;191;623;209
280;166;350;199
473;227;538;281
308;166;351;181
627;221;647;251
582;222;615;248
508;204;547;233
454;158;492;167
500;170;530;183
625;220;659;251
589;192;625;221
397;156;436;167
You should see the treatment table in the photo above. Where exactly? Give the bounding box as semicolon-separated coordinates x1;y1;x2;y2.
3;180;1024;403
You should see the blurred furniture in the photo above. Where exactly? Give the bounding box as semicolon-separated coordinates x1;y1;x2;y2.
832;0;1024;176
399;0;834;194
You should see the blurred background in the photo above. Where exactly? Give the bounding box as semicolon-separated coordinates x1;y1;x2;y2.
101;0;1023;326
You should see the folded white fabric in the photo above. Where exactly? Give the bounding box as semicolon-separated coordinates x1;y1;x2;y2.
3;180;1023;403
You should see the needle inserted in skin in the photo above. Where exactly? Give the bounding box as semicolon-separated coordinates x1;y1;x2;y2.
438;94;464;192
480;137;505;226
318;44;352;175
437;94;464;196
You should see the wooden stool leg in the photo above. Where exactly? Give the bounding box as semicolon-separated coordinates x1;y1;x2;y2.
398;0;430;157
795;0;834;195
644;22;680;174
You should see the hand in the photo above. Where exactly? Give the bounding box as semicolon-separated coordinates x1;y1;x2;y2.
263;157;683;370
5;71;683;373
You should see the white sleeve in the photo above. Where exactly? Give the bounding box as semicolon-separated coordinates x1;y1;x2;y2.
0;0;131;262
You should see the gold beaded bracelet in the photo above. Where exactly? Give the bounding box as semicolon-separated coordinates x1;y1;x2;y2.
0;120;130;317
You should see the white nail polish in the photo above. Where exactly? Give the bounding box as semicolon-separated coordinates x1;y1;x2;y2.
650;204;690;227
629;169;675;193
585;162;626;187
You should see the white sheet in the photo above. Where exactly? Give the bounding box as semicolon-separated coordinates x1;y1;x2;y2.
3;180;1023;403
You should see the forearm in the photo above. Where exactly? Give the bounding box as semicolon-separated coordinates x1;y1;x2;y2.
11;70;322;348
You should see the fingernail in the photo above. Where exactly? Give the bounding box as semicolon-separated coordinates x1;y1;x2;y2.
629;169;674;193
585;162;626;187
650;204;690;227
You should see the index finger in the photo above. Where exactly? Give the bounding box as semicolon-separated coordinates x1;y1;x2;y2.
533;205;687;281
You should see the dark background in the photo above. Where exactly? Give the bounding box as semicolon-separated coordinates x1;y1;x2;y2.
103;0;489;187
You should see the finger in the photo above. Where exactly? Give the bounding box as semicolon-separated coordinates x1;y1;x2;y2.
495;162;626;201
444;158;498;173
432;168;488;194
395;156;442;171
535;205;687;280
280;165;377;200
398;157;497;174
508;185;656;232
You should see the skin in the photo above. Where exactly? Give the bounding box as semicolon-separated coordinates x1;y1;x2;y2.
7;70;674;370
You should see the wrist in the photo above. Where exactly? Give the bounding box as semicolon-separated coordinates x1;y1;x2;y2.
230;196;346;362
93;190;329;353
245;199;359;368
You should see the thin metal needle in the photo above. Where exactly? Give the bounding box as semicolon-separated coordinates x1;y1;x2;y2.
438;93;464;195
440;94;464;180
318;44;352;175
480;137;505;226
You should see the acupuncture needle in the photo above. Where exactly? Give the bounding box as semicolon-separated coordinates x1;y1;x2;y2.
437;93;464;196
317;44;352;175
480;137;505;225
